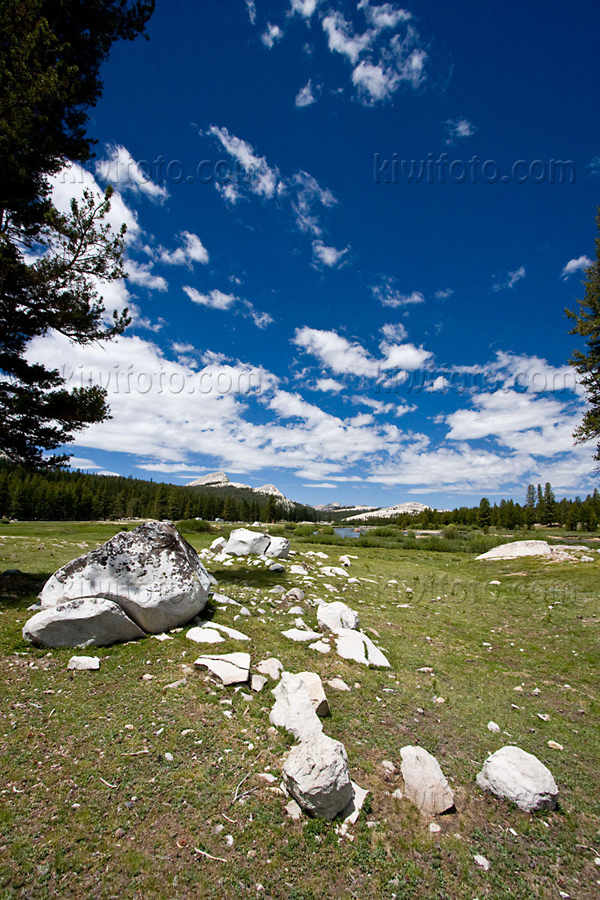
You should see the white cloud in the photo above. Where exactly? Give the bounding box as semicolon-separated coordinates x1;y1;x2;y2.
381;322;408;342
294;327;380;378
183;287;237;310
435;288;454;300
95;144;169;203
561;255;592;280
246;0;256;25
372;278;425;307
207;125;282;200
293;325;432;378
492;266;526;292
183;286;272;328
295;79;318;107
292;171;336;236
159;231;209;267
290;0;320;18
302;482;338;489
322;11;373;63
358;1;412;30
352;62;392;102
314;378;344;393
261;23;283;48
312;240;348;267
445;118;476;144
378;342;432;371
125;259;168;292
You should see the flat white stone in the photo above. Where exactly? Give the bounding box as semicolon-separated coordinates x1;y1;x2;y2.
251;674;268;692
282;628;321;642
67;655;100;670
186;626;225;644
334;629;390;667
194;652;251;685
476;540;551;561
327;678;351;692
309;640;331;654
256;657;283;680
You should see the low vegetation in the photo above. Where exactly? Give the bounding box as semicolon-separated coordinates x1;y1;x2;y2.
1;520;599;898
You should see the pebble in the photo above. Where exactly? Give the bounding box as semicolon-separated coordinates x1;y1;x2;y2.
429;822;441;833
474;854;490;871
487;721;500;733
547;740;564;750
164;752;174;762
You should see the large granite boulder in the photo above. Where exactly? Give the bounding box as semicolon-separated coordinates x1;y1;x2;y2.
400;745;455;816
283;733;353;820
23;598;144;648
476;745;558;812
224;528;271;556
38;521;210;635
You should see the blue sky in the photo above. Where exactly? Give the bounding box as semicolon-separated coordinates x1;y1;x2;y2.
29;0;600;508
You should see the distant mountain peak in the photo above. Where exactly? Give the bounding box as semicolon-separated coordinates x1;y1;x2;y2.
186;472;229;487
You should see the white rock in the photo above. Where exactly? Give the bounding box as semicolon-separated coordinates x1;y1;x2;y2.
256;657;283;680
270;672;324;740
476;540;551;561
334;629;390;667
265;537;291;559
186;626;224;644
251;674;268;692
317;601;360;633
282;732;353;820
269;563;285;573
487;721;501;733
429;822;441;833
476;745;558;812
194;652;251;685
309;640;331;654
290;565;308;576
212;592;241;607
224;528;271;557
187;622;249;643
340;781;368;825
288;606;305;616
327;678;351;692
38;521;210;634
282;628;321;642
474;854;490;871
23;597;144;648
338;556;351;567
67;655;100;670
210;537;227;553
285;588;306;602
296;672;330;717
400;746;455;816
285;798;303;820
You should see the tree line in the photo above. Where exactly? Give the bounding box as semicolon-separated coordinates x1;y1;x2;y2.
0;463;319;524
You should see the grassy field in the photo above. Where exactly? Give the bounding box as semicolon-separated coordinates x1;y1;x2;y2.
1;521;599;899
